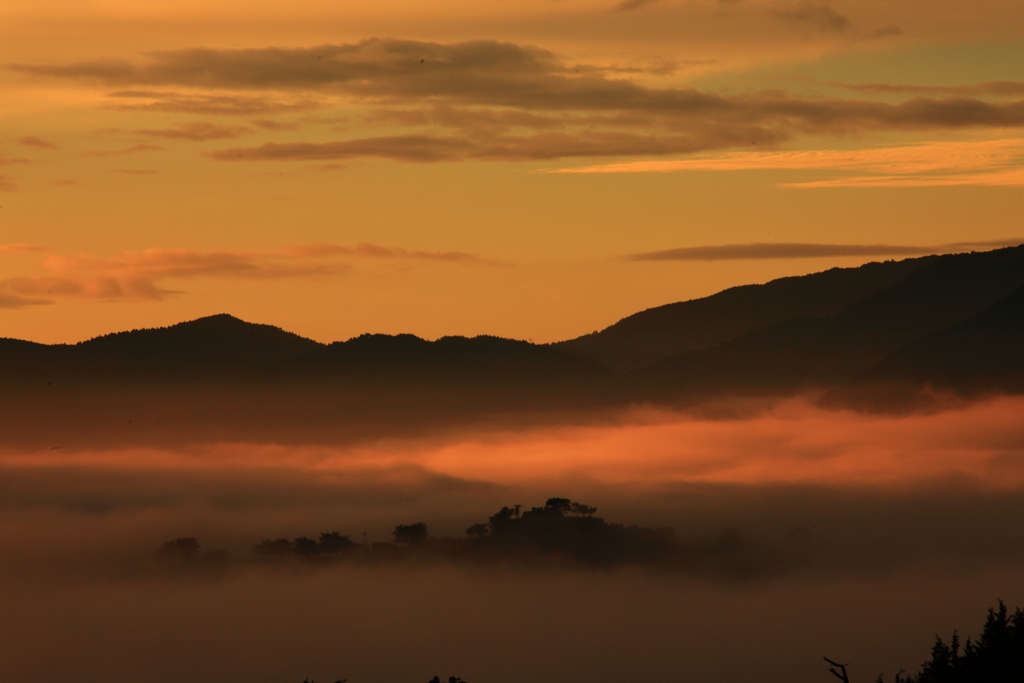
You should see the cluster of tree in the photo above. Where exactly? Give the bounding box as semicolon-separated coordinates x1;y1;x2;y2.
164;497;771;574
253;532;356;558
461;497;679;566
155;537;229;568
240;497;675;567
874;602;1023;683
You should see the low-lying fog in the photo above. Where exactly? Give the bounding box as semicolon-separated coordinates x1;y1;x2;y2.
3;396;1024;683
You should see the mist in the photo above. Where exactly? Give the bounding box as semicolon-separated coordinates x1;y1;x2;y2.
2;396;1024;682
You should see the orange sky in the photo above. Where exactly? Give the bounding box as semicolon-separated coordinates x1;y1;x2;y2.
1;0;1023;344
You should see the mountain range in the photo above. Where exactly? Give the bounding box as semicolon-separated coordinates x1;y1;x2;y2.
2;245;1022;447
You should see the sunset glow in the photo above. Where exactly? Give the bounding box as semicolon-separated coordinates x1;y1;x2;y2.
3;3;1024;683
2;0;1023;343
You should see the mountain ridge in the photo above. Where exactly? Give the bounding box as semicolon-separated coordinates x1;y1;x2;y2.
2;245;1023;449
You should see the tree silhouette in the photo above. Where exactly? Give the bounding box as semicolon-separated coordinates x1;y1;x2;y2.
545;497;572;513
158;537;200;561
465;523;489;539
488;506;516;526
253;538;294;557
318;532;355;554
876;601;1023;682
393;522;428;545
570;502;597;517
293;536;319;557
825;657;850;683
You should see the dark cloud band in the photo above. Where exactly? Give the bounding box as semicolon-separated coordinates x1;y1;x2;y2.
12;39;1024;163
627;240;1024;261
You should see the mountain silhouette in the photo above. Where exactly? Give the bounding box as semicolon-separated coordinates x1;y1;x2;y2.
634;246;1024;399
2;245;1023;449
553;256;928;373
0;314;324;386
859;282;1024;393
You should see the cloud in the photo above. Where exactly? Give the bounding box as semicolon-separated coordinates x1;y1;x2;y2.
250;118;300;131
138;122;250;141
0;175;16;191
772;1;851;32
625;239;1024;261
0;293;51;309
209;135;475;163
615;0;664;11
0;243;47;253
785;167;1024;188
828;80;1024;98
11;39;1024;163
0;243;502;302
278;242;508;266
862;26;903;40
82;144;162;157
105;90;320;116
17;136;58;149
212;129;797;163
0;155;29;167
545;138;1024;187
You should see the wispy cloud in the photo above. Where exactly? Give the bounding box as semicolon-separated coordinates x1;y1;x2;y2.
545;138;1024;187
0;293;50;309
278;242;507;265
0;175;16;192
626;239;1023;261
17;136;58;149
209;136;475;163
0;243;48;253
105;90;320;116
82;144;162;157
828;80;1024;98
0;243;504;303
138;122;250;141
11;39;1024;163
772;1;851;32
0;155;29;167
615;0;665;12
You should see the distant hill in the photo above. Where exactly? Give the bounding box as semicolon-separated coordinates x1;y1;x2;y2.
552;256;929;373
0;314;325;386
2;245;1023;449
0;316;619;449
859;282;1024;393
636;246;1024;398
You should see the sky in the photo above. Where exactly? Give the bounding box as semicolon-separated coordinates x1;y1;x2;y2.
1;1;1023;345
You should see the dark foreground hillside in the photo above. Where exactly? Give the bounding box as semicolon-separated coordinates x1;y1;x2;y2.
877;601;1024;683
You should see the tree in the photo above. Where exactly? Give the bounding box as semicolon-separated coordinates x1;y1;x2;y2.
488;506;516;526
318;532;355;554
876;601;1024;683
571;502;597;517
545;497;572;513
466;523;489;539
253;538;295;557
393;523;428;545
293;536;319;557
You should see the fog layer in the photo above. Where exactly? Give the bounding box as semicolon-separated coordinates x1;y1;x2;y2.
2;397;1023;682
